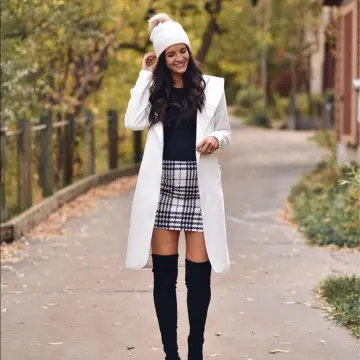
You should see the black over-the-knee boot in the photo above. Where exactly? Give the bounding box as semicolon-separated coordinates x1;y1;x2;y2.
152;254;181;360
185;259;212;360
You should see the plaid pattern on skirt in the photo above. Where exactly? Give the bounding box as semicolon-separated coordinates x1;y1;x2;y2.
154;160;203;232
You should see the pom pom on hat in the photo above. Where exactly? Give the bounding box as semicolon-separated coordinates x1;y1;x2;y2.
148;13;172;33
148;13;191;57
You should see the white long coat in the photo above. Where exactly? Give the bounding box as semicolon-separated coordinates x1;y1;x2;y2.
124;70;231;273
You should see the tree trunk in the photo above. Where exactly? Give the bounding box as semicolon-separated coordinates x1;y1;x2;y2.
305;55;313;121
196;0;222;63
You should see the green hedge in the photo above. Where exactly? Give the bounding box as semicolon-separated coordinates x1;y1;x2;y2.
235;87;270;127
296;93;325;117
234;88;326;127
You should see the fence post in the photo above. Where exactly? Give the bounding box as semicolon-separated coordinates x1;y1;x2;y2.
85;109;95;176
63;113;75;186
0;127;6;222
17;118;32;211
107;110;118;170
133;131;142;163
39;111;53;197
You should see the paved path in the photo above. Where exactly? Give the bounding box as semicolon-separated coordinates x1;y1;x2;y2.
1;121;359;360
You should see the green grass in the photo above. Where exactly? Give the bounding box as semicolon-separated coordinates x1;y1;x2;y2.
317;275;360;338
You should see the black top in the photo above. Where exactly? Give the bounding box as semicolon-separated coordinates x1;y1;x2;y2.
163;87;197;161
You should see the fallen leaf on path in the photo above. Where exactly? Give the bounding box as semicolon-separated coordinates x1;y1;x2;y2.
215;332;222;336
126;346;135;350
48;342;64;345
1;241;26;263
0;175;138;254
269;349;291;354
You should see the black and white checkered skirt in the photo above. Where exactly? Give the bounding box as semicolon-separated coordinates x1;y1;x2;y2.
154;160;203;232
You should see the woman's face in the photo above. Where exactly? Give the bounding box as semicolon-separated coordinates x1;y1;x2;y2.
164;44;189;75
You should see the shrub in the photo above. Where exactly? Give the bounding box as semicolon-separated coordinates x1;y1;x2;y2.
245;100;271;128
235;87;270;127
246;110;270;128
289;160;359;248
296;92;325;117
272;93;289;121
235;87;264;110
317;275;360;338
307;129;337;155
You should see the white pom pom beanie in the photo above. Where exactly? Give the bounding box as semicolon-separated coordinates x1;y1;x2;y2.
148;13;191;57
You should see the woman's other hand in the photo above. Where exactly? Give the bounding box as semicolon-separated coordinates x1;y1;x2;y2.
142;52;157;72
196;136;219;155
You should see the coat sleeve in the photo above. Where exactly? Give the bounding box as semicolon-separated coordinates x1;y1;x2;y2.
208;91;232;150
124;70;153;131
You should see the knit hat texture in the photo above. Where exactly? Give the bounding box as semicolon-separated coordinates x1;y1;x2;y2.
148;13;191;57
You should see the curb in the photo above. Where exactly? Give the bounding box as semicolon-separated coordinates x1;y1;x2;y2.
0;164;140;243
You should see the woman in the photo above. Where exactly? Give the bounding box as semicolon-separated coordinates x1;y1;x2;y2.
124;13;231;360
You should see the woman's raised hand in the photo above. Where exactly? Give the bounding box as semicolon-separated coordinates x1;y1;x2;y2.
142;52;157;72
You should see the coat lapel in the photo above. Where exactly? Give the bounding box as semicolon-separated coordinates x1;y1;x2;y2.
196;76;212;143
196;75;224;140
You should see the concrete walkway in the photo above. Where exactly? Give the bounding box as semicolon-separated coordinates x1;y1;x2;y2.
1;120;359;360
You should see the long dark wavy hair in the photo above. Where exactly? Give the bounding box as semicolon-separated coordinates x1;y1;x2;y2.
148;46;206;127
